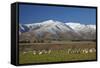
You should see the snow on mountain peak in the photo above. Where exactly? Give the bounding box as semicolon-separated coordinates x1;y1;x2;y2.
42;20;62;25
19;20;96;40
33;20;74;33
66;22;96;31
43;19;54;23
19;20;96;34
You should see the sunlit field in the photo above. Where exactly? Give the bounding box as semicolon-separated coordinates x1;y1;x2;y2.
19;41;96;64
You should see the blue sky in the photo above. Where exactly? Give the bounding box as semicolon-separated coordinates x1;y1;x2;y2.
19;4;96;25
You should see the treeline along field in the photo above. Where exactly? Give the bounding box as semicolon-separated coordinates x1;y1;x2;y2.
19;41;96;64
19;41;96;51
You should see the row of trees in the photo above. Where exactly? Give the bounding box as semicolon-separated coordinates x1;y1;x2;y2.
19;39;52;43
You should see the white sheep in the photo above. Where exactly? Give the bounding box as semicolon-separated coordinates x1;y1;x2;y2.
48;50;51;54
89;48;96;53
32;50;36;55
23;51;27;55
67;49;72;54
38;51;43;55
82;49;89;54
42;50;48;54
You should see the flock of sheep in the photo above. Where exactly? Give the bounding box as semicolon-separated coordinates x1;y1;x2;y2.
23;49;52;55
22;48;96;55
67;48;96;54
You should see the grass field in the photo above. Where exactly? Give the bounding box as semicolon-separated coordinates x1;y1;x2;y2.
19;41;96;64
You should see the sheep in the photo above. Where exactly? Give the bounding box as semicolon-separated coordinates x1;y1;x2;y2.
23;51;27;55
38;51;43;55
67;49;72;54
92;48;96;52
32;50;36;55
67;48;79;54
82;49;89;54
42;50;48;54
89;49;93;53
41;49;52;54
72;49;80;54
89;48;96;53
48;50;51;54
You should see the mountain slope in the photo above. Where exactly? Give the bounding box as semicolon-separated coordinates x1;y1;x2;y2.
19;20;96;41
66;22;96;40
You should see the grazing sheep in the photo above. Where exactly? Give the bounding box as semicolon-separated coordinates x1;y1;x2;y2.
92;48;96;52
77;48;82;54
89;48;96;53
82;49;88;54
67;49;78;54
38;51;43;55
23;51;27;55
42;50;48;54
72;49;80;54
32;50;36;55
70;50;74;54
48;50;51;54
67;49;72;54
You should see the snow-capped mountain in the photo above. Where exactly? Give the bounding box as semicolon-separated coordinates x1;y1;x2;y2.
19;20;96;41
33;20;76;34
66;22;96;40
66;22;95;31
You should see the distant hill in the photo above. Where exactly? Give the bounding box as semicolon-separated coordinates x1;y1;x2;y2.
19;20;96;42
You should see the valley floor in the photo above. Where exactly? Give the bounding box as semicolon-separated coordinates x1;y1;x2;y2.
19;41;96;64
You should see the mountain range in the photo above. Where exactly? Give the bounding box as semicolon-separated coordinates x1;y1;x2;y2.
19;20;96;42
